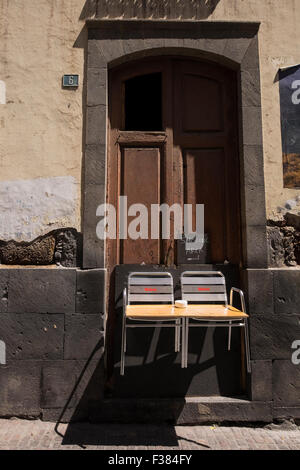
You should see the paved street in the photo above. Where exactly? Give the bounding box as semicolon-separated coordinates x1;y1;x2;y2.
0;419;300;450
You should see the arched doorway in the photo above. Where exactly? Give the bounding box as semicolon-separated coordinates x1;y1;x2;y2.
106;56;242;395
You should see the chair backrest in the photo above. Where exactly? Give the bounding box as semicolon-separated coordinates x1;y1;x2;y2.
128;272;174;304
180;271;227;305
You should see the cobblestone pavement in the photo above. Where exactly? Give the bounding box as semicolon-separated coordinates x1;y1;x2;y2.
0;419;300;450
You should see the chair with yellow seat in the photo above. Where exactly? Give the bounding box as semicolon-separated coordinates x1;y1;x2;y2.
180;271;251;372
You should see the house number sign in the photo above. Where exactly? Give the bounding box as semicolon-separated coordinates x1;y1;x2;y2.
62;75;79;87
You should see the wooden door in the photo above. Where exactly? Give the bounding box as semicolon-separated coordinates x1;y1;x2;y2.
173;60;241;263
107;59;175;273
106;57;241;381
108;57;240;271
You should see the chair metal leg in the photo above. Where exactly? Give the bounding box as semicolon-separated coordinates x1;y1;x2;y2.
228;321;232;351
175;319;180;352
185;318;189;368
120;316;126;376
124;325;127;353
244;318;251;374
181;318;185;368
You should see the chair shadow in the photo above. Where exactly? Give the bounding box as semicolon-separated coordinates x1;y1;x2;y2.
60;422;210;448
61;422;176;448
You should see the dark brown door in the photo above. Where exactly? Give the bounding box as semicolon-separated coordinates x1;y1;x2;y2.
173;60;241;263
107;59;175;272
108;57;240;271
106;57;241;380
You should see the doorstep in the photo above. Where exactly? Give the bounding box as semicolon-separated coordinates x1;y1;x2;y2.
90;396;273;424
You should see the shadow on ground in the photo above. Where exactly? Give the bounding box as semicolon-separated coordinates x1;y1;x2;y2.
60;423;210;448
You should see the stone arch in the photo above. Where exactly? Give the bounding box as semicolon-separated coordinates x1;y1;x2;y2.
83;20;267;272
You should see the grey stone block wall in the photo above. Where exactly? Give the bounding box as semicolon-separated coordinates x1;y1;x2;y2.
0;268;105;421
243;268;300;420
1;266;300;422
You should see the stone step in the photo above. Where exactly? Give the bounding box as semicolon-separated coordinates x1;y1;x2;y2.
89;396;273;424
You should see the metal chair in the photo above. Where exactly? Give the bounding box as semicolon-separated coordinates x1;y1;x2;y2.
180;271;251;372
120;272;181;375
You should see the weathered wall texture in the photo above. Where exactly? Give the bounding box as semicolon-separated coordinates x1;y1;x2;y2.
0;176;77;242
0;0;84;246
1;0;300;250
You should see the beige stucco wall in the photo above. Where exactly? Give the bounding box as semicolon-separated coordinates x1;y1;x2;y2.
0;0;84;239
0;0;300;241
210;0;300;218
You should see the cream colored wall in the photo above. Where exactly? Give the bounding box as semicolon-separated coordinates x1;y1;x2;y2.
210;0;300;218
0;0;299;241
0;0;85;239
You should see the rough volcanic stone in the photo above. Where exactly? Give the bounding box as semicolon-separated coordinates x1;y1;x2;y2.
244;225;268;268
243;184;267;226
0;361;41;416
282;226;297;266
94;0;222;20
0;270;9;312
0;235;55;265
241;68;261;107
274;270;300;314
8;269;76;313
84;144;106;185
76;269;106;314
223;37;252;64
267;226;285;267
87;67;106;107
241;35;260;71
242;269;274;315
267;213;300;267
54;229;82;267
1;314;64;360
250;360;272;401
273;407;300;420
243;145;265;188
64;314;104;359
0;229;82;267
82;183;105;269
250;315;300;360
86;105;106;145
41;359;104;410
91;397;272;424
285;212;300;230
241;106;263;146
273;360;300;407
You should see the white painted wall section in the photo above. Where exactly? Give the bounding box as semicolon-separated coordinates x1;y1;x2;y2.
0;176;78;241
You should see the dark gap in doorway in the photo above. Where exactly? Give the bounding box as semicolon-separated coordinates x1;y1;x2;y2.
125;72;162;131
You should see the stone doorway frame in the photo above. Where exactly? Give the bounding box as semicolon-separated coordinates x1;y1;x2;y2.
83;20;267;275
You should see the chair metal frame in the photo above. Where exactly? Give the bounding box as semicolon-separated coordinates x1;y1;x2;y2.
180;271;251;373
120;272;182;375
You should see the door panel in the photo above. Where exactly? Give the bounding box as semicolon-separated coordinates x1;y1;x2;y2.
173;59;241;264
182;74;224;132
121;147;161;264
184;148;226;262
